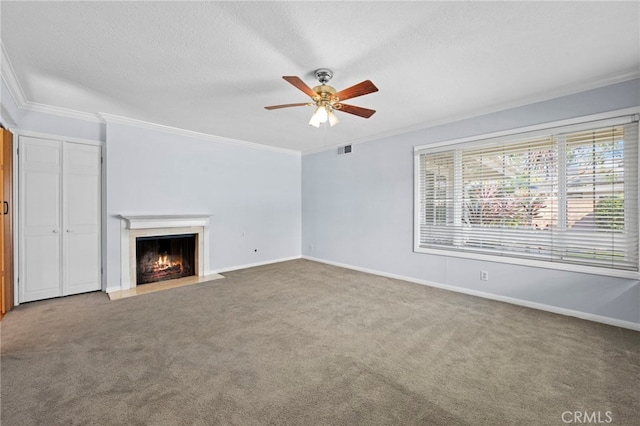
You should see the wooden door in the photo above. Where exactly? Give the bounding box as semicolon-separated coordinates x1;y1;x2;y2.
1;128;13;315
62;142;101;295
19;137;62;302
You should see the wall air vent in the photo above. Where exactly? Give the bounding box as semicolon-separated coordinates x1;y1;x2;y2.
338;144;352;155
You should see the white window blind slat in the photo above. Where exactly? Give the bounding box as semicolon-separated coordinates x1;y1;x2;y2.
416;117;639;273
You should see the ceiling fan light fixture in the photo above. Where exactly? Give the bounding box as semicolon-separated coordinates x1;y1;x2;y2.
309;105;330;127
309;107;323;127
328;109;339;127
317;105;328;122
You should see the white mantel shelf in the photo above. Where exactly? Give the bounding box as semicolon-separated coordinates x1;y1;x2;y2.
121;214;212;230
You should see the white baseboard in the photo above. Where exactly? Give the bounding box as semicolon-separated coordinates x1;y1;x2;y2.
103;256;301;293
302;256;640;332
211;255;302;274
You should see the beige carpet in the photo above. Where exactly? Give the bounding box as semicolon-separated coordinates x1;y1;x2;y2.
1;259;638;425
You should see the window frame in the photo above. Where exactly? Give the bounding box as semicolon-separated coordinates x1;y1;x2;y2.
413;108;640;279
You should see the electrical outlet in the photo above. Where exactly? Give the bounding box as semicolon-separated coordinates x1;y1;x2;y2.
480;271;489;281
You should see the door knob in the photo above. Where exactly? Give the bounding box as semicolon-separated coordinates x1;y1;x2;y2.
52;229;58;233
66;229;73;233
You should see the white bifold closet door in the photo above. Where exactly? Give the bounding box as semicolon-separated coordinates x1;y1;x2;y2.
19;136;101;303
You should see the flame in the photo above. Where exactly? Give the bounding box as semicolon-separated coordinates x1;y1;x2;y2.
156;253;183;271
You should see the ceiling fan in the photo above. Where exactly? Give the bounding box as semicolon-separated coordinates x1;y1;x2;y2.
264;69;378;127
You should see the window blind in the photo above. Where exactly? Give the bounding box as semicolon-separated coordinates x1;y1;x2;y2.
416;116;639;273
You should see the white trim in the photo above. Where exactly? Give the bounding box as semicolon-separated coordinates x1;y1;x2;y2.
2;37;638;157
303;73;640;156
100;113;301;156
0;42;28;108
210;255;302;274
23;102;103;123
414;107;640;152
1;43;103;124
4;32;637;157
414;247;640;280
413;152;422;255
121;214;211;230
108;256;302;292
11;129;102;147
302;256;640;332
0;44;298;153
12;130;19;306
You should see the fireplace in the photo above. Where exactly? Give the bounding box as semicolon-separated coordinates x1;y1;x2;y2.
136;234;196;285
117;215;211;292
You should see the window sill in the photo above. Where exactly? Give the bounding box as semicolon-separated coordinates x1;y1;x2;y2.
414;246;640;279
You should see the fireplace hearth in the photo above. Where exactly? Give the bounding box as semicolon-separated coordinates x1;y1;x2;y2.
136;234;196;285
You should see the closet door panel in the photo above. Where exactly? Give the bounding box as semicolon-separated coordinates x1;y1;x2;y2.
25;169;60;228
62;143;101;295
64;233;100;295
20;137;62;302
22;232;61;301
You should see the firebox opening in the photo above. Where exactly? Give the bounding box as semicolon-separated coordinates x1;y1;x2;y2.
136;234;196;285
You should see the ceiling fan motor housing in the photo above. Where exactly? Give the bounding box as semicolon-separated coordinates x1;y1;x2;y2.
312;84;338;108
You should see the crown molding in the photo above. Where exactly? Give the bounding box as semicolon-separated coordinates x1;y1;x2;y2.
99;113;301;156
302;70;640;156
24;101;103;123
0;42;28;108
1;42;103;123
4;37;636;157
1;45;297;153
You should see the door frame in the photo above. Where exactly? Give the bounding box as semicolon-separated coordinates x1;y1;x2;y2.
12;129;103;306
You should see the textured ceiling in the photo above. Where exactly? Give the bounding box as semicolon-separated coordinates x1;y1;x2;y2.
1;1;639;153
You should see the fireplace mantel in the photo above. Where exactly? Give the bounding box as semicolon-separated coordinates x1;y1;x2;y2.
118;214;212;291
121;214;211;230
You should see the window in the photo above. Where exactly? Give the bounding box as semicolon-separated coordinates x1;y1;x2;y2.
414;112;639;277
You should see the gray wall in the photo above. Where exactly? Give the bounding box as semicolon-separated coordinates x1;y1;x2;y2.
302;79;640;327
2;88;302;293
4;72;639;328
104;121;301;290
